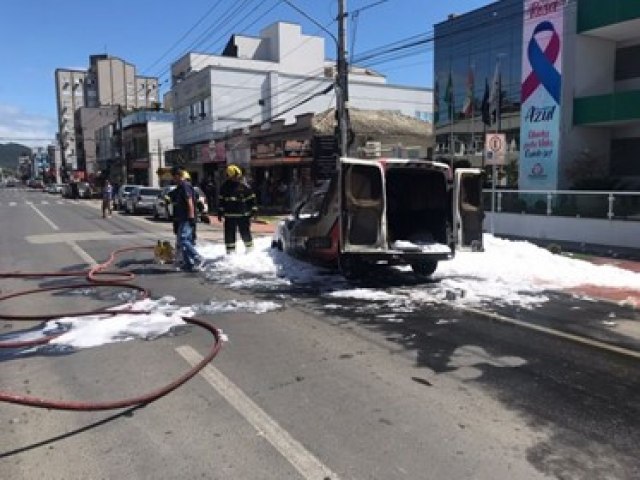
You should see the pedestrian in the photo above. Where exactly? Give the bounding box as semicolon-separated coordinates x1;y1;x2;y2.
171;166;204;272
102;179;113;218
203;176;216;212
218;164;258;254
70;180;80;200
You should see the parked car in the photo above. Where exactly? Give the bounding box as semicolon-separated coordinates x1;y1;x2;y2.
272;157;485;278
114;184;141;210
77;182;93;199
125;186;163;214
46;183;65;194
153;185;209;220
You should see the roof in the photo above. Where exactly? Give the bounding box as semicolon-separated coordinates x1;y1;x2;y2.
312;108;433;136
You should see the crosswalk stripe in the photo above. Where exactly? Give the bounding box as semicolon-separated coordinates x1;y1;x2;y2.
41;200;49;205
9;202;16;206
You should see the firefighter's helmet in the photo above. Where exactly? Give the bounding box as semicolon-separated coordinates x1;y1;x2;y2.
226;164;242;178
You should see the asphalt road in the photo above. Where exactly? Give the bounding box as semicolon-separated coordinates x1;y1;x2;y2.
1;187;639;480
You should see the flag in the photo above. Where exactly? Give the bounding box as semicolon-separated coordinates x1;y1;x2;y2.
488;60;502;124
462;66;474;117
481;78;490;126
433;78;440;124
444;70;454;120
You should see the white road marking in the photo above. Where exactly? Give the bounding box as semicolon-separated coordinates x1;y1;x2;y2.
66;241;97;266
41;200;49;205
26;231;173;244
29;203;59;231
177;345;340;480
56;200;64;205
453;303;640;360
9;202;16;206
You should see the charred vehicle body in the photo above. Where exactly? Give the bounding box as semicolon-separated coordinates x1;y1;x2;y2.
273;157;484;277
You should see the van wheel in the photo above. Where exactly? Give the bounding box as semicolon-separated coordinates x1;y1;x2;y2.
271;239;283;251
339;254;365;280
411;261;437;276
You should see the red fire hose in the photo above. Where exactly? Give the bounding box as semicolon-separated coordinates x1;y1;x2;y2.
0;246;223;411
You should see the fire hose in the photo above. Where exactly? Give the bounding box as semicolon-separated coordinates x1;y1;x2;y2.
0;246;223;411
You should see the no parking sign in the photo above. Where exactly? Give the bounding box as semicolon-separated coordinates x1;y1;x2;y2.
485;133;506;166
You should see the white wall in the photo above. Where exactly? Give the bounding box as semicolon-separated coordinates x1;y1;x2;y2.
487;212;640;250
147;122;174;187
560;5;614;188
173;67;431;147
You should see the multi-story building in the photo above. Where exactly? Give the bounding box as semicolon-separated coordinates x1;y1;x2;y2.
434;0;640;190
166;22;432;180
75;106;119;176
47;144;62;183
55;55;158;180
121;111;174;187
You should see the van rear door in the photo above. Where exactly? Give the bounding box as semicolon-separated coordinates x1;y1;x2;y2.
453;168;485;251
340;158;386;253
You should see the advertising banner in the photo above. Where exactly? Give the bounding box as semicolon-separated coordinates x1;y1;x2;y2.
519;0;565;190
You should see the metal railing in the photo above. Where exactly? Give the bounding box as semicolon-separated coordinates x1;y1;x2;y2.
482;189;640;221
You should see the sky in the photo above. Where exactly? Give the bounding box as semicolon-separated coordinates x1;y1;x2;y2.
10;234;640;352
0;0;494;147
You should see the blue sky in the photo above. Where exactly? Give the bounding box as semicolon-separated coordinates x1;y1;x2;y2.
0;0;492;146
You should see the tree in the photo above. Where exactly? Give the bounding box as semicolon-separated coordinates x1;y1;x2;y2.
564;151;612;190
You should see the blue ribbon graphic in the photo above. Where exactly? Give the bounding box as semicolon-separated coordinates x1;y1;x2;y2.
527;21;561;104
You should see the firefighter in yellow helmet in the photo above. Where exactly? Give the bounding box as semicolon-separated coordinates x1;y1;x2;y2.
218;164;257;253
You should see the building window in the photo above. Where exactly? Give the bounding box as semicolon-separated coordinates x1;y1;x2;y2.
615;45;640;81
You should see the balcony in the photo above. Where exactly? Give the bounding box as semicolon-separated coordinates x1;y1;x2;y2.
578;0;640;39
573;89;640;125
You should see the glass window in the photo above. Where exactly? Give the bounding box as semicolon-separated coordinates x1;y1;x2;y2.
615;45;640;81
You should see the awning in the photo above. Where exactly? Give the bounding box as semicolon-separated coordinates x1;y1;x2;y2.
250;157;313;167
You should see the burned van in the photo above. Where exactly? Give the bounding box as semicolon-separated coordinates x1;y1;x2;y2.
273;157;484;277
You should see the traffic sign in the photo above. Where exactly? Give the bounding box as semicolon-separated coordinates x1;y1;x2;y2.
485;133;506;166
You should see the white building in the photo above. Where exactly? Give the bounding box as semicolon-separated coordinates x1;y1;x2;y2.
121;111;174;187
168;22;432;149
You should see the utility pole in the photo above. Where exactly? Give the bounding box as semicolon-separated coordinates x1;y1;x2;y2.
117;104;127;183
336;0;349;158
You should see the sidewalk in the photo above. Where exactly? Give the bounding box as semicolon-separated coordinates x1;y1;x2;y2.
566;255;640;308
201;215;278;234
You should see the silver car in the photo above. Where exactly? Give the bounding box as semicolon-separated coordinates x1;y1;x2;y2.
125;186;162;214
114;184;141;210
153;185;209;221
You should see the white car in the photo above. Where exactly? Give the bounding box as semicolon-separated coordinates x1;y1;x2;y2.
46;183;65;194
125;186;162;214
153;185;209;221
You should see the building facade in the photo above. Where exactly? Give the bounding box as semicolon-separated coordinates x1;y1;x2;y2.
75;106;119;177
55;55;158;180
167;22;432;169
434;0;640;190
115;111;174;187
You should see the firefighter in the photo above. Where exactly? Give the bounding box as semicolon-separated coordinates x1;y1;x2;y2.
218;164;257;254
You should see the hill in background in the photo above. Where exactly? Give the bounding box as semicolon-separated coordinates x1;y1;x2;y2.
0;143;31;171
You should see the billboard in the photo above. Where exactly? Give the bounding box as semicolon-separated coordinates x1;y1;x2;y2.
519;0;565;190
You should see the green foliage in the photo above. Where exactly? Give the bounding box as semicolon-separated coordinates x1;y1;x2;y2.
547;243;562;254
0;143;31;170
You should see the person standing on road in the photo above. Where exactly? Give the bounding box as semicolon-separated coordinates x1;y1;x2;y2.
203;176;216;213
218;164;257;254
171;166;204;271
102;180;113;218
